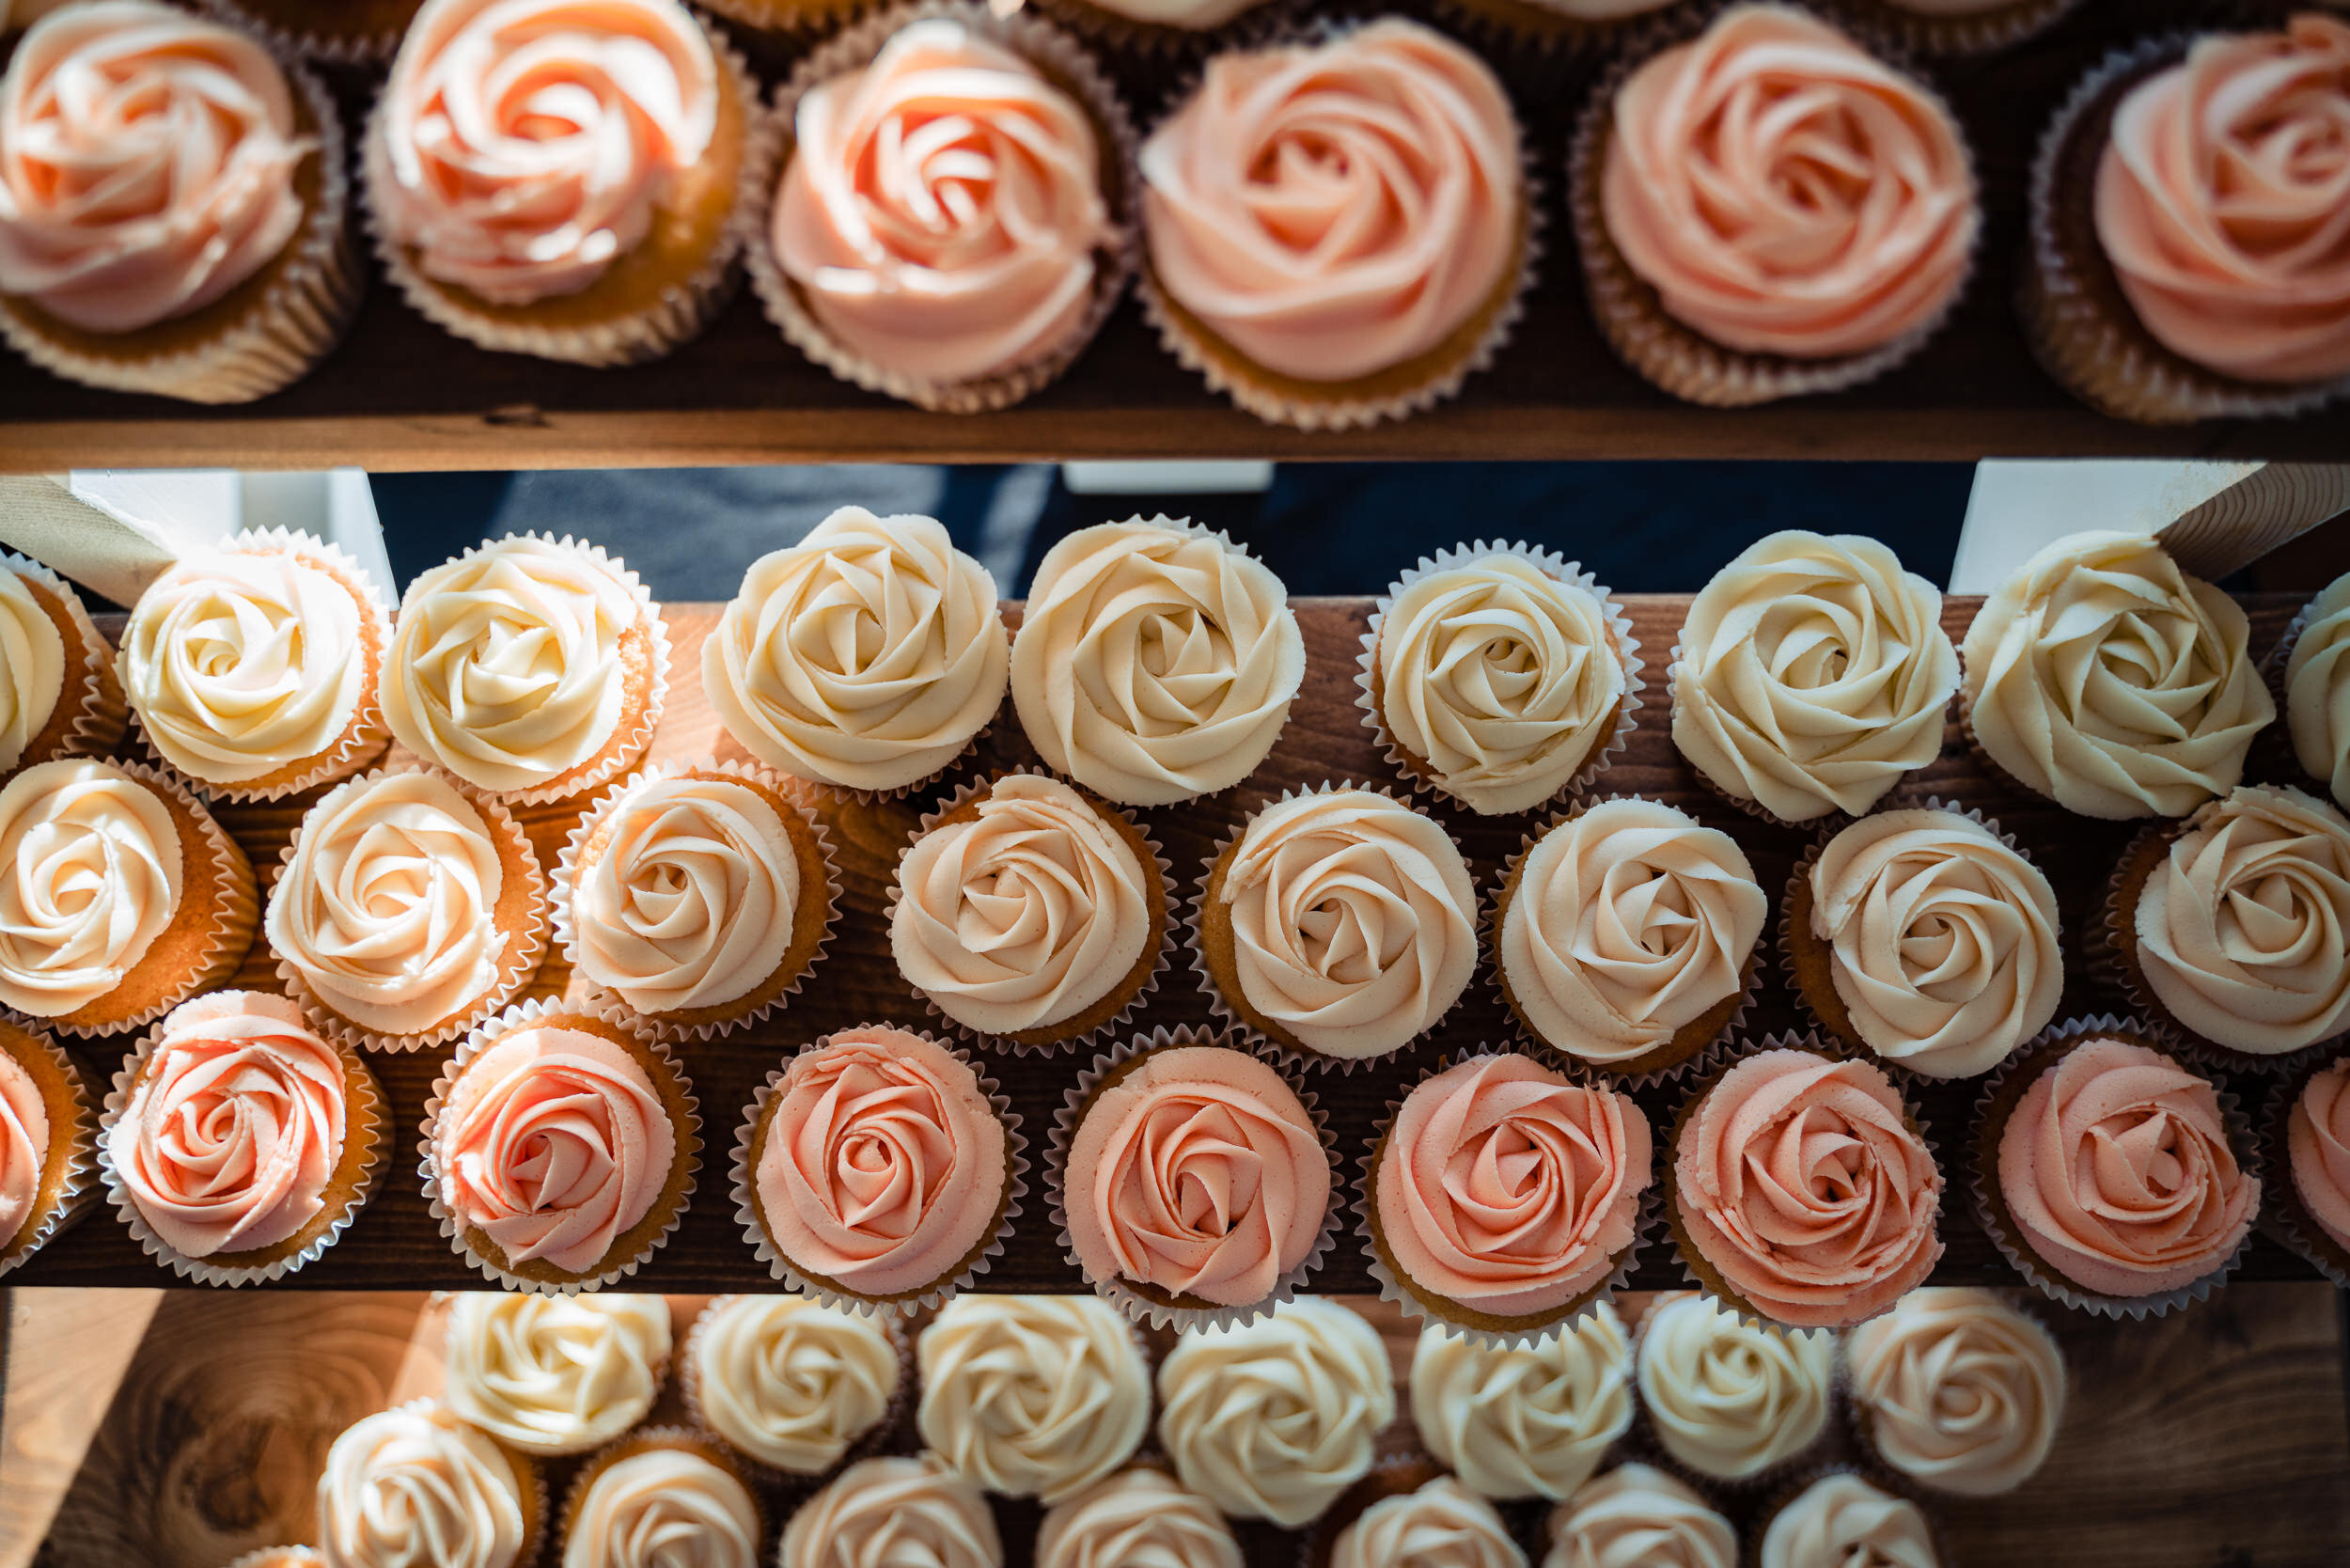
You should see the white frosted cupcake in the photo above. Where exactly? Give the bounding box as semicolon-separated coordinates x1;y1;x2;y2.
916;1294;1150;1501
683;1294;905;1477
1409;1303;1635;1500
0;551;125;783
1841;1287;2064;1497
781;1455;1002;1568
1544;1465;1737;1568
1035;1468;1241;1568
2282;571;2350;812
443;1292;673;1456
317;1402;542;1568
1633;1293;1835;1484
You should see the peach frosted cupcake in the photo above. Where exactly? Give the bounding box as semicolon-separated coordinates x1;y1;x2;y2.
0;1016;94;1279
2277;1053;2350;1284
0;551;125;784
203;0;423;60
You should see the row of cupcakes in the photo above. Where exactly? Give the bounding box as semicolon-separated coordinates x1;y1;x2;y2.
3;0;2344;427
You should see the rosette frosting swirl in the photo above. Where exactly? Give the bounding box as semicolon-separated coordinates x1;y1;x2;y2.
916;1294;1150;1503
1602;6;1976;359
1543;1465;1736;1568
1842;1287;2065;1497
0;567;65;776
2288;1058;2350;1253
0;0;310;334
707;508;1007;793
317;1403;526;1568
2286;572;2350;809
1012;518;1304;807
1960;531;2272;820
1410;1305;1634;1502
0;759;183;1018
567;1447;760;1568
1140;19;1521;383
1672;532;1957;822
443;1291;669;1454
1036;1469;1243;1568
780;1454;1003;1568
0;1046;50;1243
1758;1474;1939;1568
688;1294;900;1474
1333;1477;1527;1568
1633;1293;1834;1481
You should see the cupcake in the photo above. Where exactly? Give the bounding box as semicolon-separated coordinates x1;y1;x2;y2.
697;0;861;32
1494;797;1765;1082
0;551;125;782
1035;1468;1241;1568
1409;1302;1635;1501
746;5;1137;412
1784;808;2061;1080
1362;542;1642;816
891;772;1169;1052
118;530;391;799
1755;1473;1940;1568
1056;1033;1333;1326
735;1025;1021;1312
201;0;424;60
1154;1296;1395;1527
683;1294;905;1477
557;1430;762;1568
558;760;838;1042
1437;0;1682;56
225;1551;322;1568
1670;532;1957;824
1633;1293;1835;1484
0;758;257;1036
1139;18;1531;429
0;1;359;402
1841;1287;2064;1497
2026;16;2350;425
443;1292;672;1456
1543;1464;1737;1568
1015;0;1276;51
916;1294;1150;1501
706;507;1007;796
0;1015;94;1278
267;766;548;1052
367;0;750;365
1572;5;1976;406
385;535;669;804
1829;0;2081;57
2282;571;2350;811
781;1455;1002;1568
317;1402;541;1568
1012;517;1303;808
1315;1473;1527;1568
2279;1053;2350;1281
1365;1054;1651;1341
424;1000;700;1292
1195;787;1478;1067
1960;531;2271;820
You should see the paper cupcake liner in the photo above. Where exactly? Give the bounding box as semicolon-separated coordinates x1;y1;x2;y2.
1829;0;2082;57
1355;541;1647;818
555;757;842;1044
1622;1291;1842;1492
199;0;419;62
1434;0;1695;60
1747;1464;1949;1568
884;767;1176;1058
2260;1052;2350;1292
728;1026;1027;1317
739;0;1142;414
1185;778;1480;1074
97;1016;388;1286
1047;1025;1340;1333
0;1024;98;1281
1968;1014;2263;1319
557;1426;769;1556
274;764;550;1053
679;1293;916;1482
0;549;128;771
1010;0;1305;59
700;0;875;35
418;996;701;1294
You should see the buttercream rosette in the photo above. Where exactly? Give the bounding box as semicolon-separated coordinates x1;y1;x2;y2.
780;1453;1004;1568
0;549;127;782
1752;1468;1944;1568
680;1293;911;1478
916;1293;1152;1502
1543;1463;1739;1568
1826;0;2084;58
555;1427;765;1568
2266;1049;2350;1288
1304;1464;1529;1568
1630;1291;1837;1487
200;0;424;62
441;1291;672;1456
1034;1466;1243;1568
316;1397;547;1568
220;1549;323;1568
0;1016;97;1280
1839;1286;2065;1497
2275;571;2350;812
1409;1302;1637;1501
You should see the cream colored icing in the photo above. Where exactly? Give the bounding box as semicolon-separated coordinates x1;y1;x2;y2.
0;567;64;775
2286;572;2350;810
1634;1294;1834;1481
1500;798;1764;1064
1960;530;2272;821
1155;1297;1394;1528
706;508;1007;793
687;1294;899;1474
916;1293;1150;1503
1759;1474;1939;1568
0;1044;49;1242
1332;1476;1527;1568
0;759;182;1017
317;1403;526;1568
1543;1465;1736;1568
443;1292;669;1455
1011;517;1303;808
0;0;310;334
779;1454;1003;1568
1409;1303;1634;1502
1034;1469;1242;1568
2289;1058;2350;1254
1842;1287;2065;1497
562;1447;759;1568
1672;532;1957;822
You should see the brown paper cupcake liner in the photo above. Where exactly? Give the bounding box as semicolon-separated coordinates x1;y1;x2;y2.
2260;1051;2350;1292
680;1293;916;1482
0;1023;98;1280
200;0;421;62
0;549;128;773
1623;1290;1841;1492
1829;0;2082;57
1747;1464;1949;1568
556;1426;769;1560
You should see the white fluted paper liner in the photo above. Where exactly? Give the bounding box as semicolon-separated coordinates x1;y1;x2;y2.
1048;1025;1339;1333
97;1011;388;1286
728;1026;1026;1317
738;0;1142;413
274;764;550;1054
418;996;701;1294
0;49;360;404
1968;1014;2263;1320
0;1023;97;1280
1185;779;1480;1074
2261;1053;2350;1292
883;767;1175;1058
201;0;415;62
679;1293;915;1482
555;758;841;1044
0;549;126;772
1830;0;2082;57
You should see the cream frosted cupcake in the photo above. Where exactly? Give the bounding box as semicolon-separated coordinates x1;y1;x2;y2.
1409;1303;1635;1500
782;1455;1002;1568
682;1294;905;1476
557;1430;763;1568
2281;571;2350;811
443;1292;672;1456
317;1402;542;1568
916;1294;1150;1501
0;1016;94;1278
1756;1474;1941;1568
1841;1287;2064;1497
0;551;125;783
202;0;423;61
1316;1473;1527;1568
1544;1465;1737;1568
1035;1468;1241;1568
1633;1293;1835;1484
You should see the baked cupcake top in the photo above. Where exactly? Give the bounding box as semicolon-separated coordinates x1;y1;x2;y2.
2131;784;2350;1055
1037;1468;1239;1568
1634;1293;1835;1481
1543;1464;1736;1568
0;0;310;334
1409;1303;1634;1501
707;508;1007;794
1376;1055;1650;1318
373;0;720;306
0;563;68;776
781;1454;1003;1568
566;1445;760;1568
2095;16;2350;385
1997;1035;2259;1298
1762;1474;1937;1568
317;1403;528;1568
1012;517;1303;807
1602;6;1975;360
687;1294;899;1473
0;1033;51;1246
916;1293;1150;1502
444;1292;669;1455
2286;572;2350;809
2289;1058;2350;1254
0;759;182;1019
1155;1297;1395;1528
1501;798;1765;1066
1807;809;2061;1078
1672;531;1957;823
1960;531;2271;821
1842;1286;2064;1497
1333;1476;1527;1568
1141;19;1520;384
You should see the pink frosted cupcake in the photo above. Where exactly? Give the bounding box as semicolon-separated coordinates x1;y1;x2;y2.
0;1016;94;1279
2280;1055;2350;1282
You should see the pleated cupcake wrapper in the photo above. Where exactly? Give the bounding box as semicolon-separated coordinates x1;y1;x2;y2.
680;1293;916;1483
1967;1014;2262;1320
884;766;1175;1058
200;0;416;62
1747;1464;1950;1568
555;757;842;1044
1048;1025;1340;1333
1622;1290;1843;1492
557;1426;770;1557
1355;541;1647;819
418;996;700;1294
739;0;1142;414
0;48;360;404
728;1026;1027;1317
274;763;550;1054
97;1020;389;1287
1829;0;2082;57
0;1025;99;1281
0;549;128;770
2258;1051;2350;1292
1434;0;1694;61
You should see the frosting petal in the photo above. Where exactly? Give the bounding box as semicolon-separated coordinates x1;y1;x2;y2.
443;1291;669;1454
916;1294;1150;1502
1633;1293;1834;1481
0;759;182;1017
1758;1474;1939;1568
1035;1468;1242;1568
0;566;66;776
1543;1464;1736;1568
779;1454;1003;1568
1332;1477;1527;1568
564;1447;760;1568
0;1043;51;1244
1842;1286;2065;1497
2288;1058;2350;1255
686;1294;899;1474
317;1403;526;1568
2286;572;2350;810
1409;1304;1634;1502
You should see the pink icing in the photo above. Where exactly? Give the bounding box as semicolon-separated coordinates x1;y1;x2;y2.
755;1027;1008;1297
435;1023;675;1276
0;1043;51;1245
2287;1059;2350;1255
